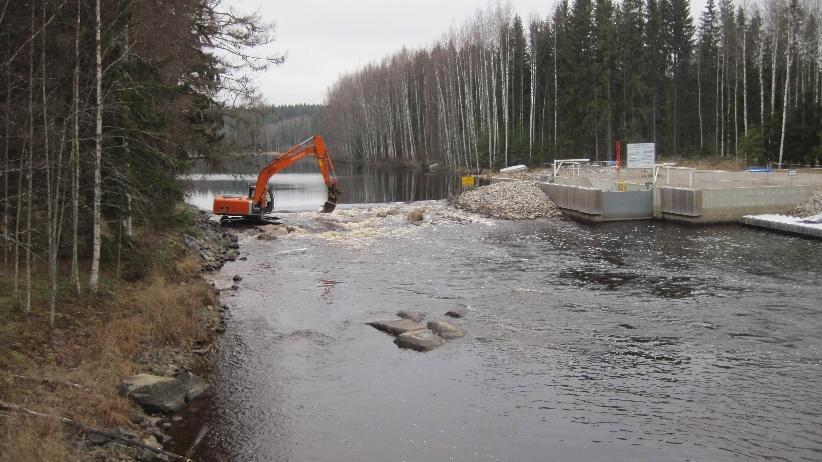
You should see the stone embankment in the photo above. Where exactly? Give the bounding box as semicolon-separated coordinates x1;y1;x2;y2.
451;181;562;220
86;210;236;462
184;209;240;270
790;189;822;217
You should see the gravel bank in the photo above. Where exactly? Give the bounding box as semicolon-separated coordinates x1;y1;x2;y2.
450;181;562;220
790;190;822;217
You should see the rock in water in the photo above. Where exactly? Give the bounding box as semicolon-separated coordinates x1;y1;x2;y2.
257;225;289;241
427;320;465;339
367;319;426;336
176;371;208;401
119;373;208;414
445;307;467;318
396;310;426;323
394;329;444;352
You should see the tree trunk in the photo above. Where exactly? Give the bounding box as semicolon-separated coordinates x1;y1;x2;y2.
41;0;58;327
778;20;792;169
698;53;704;149
25;1;35;313
770;17;778;119
71;0;81;294
3;68;9;273
734;40;739;160
759;27;765;128
90;0;102;293
742;24;748;136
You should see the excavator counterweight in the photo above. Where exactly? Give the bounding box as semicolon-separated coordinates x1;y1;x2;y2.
212;135;340;221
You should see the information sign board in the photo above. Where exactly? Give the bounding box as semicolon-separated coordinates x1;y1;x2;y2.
626;143;656;169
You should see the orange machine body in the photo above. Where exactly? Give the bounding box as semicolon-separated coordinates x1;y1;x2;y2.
212;135;340;219
212;195;253;216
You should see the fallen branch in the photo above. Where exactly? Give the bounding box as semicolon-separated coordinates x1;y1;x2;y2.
10;373;90;392
0;401;193;462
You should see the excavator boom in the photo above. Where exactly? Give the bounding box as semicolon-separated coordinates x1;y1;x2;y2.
212;135;340;219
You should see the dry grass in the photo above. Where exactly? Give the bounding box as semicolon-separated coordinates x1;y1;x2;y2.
134;279;215;348
0;231;219;458
0;416;79;462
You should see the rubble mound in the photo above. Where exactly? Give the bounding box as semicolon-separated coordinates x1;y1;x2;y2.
790;189;822;217
450;181;562;220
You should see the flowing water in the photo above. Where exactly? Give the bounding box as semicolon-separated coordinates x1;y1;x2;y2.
178;167;822;462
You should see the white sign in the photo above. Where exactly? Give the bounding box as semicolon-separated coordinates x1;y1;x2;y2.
627;143;656;169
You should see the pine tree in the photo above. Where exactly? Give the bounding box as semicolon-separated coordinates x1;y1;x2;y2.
666;0;695;156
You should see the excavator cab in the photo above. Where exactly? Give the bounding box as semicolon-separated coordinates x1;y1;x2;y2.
248;186;275;214
212;135;340;222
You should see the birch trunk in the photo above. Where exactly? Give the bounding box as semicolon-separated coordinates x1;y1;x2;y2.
759;26;765;127
698;54;704;148
734;40;739;159
71;0;80;294
41;0;58;326
90;0;102;293
778;18;792;169
2;70;9;273
743;24;749;136
25;1;34;313
770;16;778;118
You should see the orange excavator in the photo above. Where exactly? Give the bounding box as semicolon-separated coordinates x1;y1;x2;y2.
212;135;340;223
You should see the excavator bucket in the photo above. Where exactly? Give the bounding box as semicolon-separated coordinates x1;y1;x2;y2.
321;184;340;213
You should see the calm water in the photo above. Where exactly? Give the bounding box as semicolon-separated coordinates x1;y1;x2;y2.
183;156;461;211
176;169;822;461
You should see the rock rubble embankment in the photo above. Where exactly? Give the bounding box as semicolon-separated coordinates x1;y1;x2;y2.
450;181;562;220
790;189;822;217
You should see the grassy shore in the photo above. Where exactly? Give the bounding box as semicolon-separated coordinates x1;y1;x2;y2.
0;211;226;461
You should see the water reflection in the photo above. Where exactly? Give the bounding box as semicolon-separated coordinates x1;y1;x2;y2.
183;155;460;211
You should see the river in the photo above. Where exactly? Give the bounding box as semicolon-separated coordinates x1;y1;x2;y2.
179;164;822;461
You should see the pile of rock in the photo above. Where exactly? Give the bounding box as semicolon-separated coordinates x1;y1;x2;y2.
184;210;239;271
450;181;562;220
83;372;211;460
368;309;467;352
790;189;822;217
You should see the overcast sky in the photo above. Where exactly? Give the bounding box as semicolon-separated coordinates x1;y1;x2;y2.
228;0;706;106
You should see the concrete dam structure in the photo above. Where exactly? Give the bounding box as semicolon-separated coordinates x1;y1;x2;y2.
538;168;822;225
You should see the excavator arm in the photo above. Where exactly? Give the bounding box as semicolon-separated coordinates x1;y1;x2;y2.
251;135;340;213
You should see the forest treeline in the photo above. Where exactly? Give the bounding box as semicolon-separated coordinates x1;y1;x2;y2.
222;104;322;152
323;0;821;170
0;0;277;323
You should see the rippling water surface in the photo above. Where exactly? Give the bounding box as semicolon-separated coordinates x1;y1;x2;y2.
170;206;822;461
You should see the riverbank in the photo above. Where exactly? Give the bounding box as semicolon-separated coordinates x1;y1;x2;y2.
0;208;237;461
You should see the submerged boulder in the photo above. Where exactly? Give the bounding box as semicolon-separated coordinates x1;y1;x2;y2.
444;307;467;319
257;225;289;241
394;329;444;352
427;320;465;339
119;372;208;414
396;310;426;323
367;319;426;336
